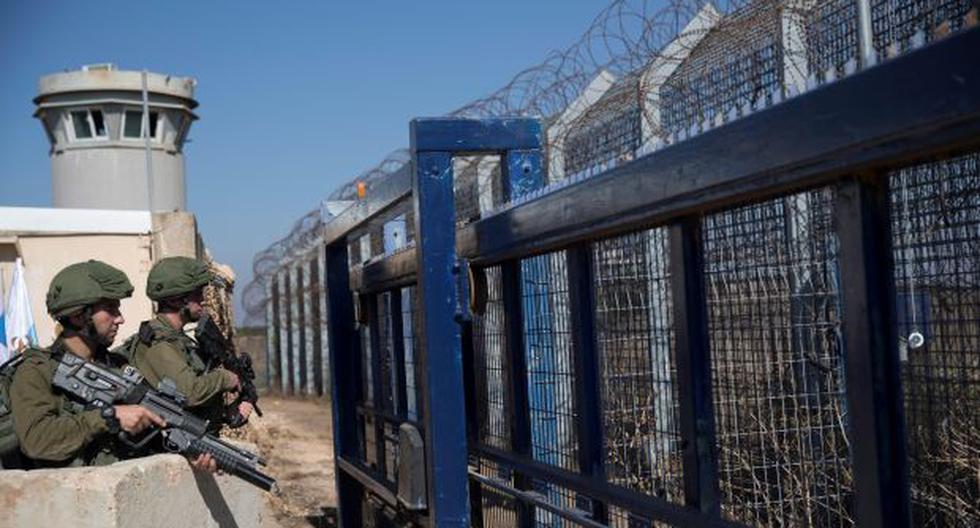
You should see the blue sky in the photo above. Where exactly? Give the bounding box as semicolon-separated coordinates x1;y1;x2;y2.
0;1;614;323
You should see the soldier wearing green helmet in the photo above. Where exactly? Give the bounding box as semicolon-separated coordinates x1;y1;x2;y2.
127;257;251;430
6;260;166;467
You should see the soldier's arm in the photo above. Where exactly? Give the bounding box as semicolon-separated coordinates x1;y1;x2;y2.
10;361;108;462
142;342;237;407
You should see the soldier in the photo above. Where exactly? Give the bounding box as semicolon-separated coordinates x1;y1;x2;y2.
129;257;252;430
7;260;215;471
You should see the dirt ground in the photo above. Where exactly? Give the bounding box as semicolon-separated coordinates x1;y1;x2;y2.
232;395;338;528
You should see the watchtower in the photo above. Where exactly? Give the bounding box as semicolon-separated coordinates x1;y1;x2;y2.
33;64;198;211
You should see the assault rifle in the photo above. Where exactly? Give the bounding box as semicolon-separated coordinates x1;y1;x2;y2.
194;315;262;428
52;352;277;492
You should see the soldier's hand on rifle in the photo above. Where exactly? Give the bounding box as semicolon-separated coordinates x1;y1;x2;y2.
190;453;219;474
114;405;166;434
238;401;254;421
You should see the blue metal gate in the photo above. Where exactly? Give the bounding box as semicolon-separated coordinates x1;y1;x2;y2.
322;27;980;528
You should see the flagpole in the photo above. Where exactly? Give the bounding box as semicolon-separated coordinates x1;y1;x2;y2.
0;267;6;362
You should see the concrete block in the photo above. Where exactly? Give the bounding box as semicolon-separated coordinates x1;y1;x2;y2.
0;453;268;527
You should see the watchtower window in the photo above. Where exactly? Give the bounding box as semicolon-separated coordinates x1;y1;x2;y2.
123;109;160;140
69;109;107;140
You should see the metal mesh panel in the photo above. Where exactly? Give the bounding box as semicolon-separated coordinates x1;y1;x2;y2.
452;155;504;226
522;252;579;471
361;323;374;406
473;459;520;528
607;506;654;528
401;286;423;422
890;152;980;526
349;234;371;267
804;0;859;75
661;2;783;136
378;292;397;415
531;479;591;528
370;224;386;259
473;266;511;450
363;412;378;469
369;292;403;485
704;189;854;527
592;229;683;504
384;421;399;484
455;156;482;226
872;0;973;55
564;100;642;177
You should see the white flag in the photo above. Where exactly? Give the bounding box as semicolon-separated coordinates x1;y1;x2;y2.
5;258;37;355
0;280;7;363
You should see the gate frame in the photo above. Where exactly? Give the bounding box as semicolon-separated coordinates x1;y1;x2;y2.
325;27;980;528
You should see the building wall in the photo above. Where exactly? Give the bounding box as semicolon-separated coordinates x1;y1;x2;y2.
9;233;153;346
0;210;201;350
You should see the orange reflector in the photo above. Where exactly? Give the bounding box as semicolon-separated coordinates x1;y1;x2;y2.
357;182;367;200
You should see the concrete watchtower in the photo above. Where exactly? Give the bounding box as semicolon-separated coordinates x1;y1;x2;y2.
33;64;198;211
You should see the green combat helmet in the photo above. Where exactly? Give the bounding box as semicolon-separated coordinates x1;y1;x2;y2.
46;260;134;317
146;257;211;301
1;260;132;466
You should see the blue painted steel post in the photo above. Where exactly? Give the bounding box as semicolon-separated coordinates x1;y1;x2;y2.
410;118;543;528
412;146;469;527
325;240;365;527
503;148;545;528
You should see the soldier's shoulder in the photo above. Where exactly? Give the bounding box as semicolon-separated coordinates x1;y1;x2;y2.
19;346;59;368
10;347;58;388
147;318;185;344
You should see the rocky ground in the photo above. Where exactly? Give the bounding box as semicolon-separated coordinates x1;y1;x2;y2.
230;395;337;528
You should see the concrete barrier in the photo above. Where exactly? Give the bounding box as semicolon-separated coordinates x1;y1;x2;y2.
0;452;268;528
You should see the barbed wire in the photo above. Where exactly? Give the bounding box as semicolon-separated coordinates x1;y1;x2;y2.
242;0;976;325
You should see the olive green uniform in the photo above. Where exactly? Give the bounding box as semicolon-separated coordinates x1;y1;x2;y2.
129;315;235;424
10;340;131;467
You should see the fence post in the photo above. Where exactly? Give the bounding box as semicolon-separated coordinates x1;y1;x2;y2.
669;217;721;516
503;148;545;527
390;288;409;419
280;269;292;394
836;175;911;528
267;279;280;392
309;256;324;396
412;146;470;527
297;264;308;394
325;240;364;527
410;118;544;527
856;0;876;67
566;244;607;523
367;293;387;477
461;319;484;527
500;260;535;527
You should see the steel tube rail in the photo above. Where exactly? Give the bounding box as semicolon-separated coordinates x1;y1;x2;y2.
460;28;980;267
467;470;607;528
475;445;742;528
